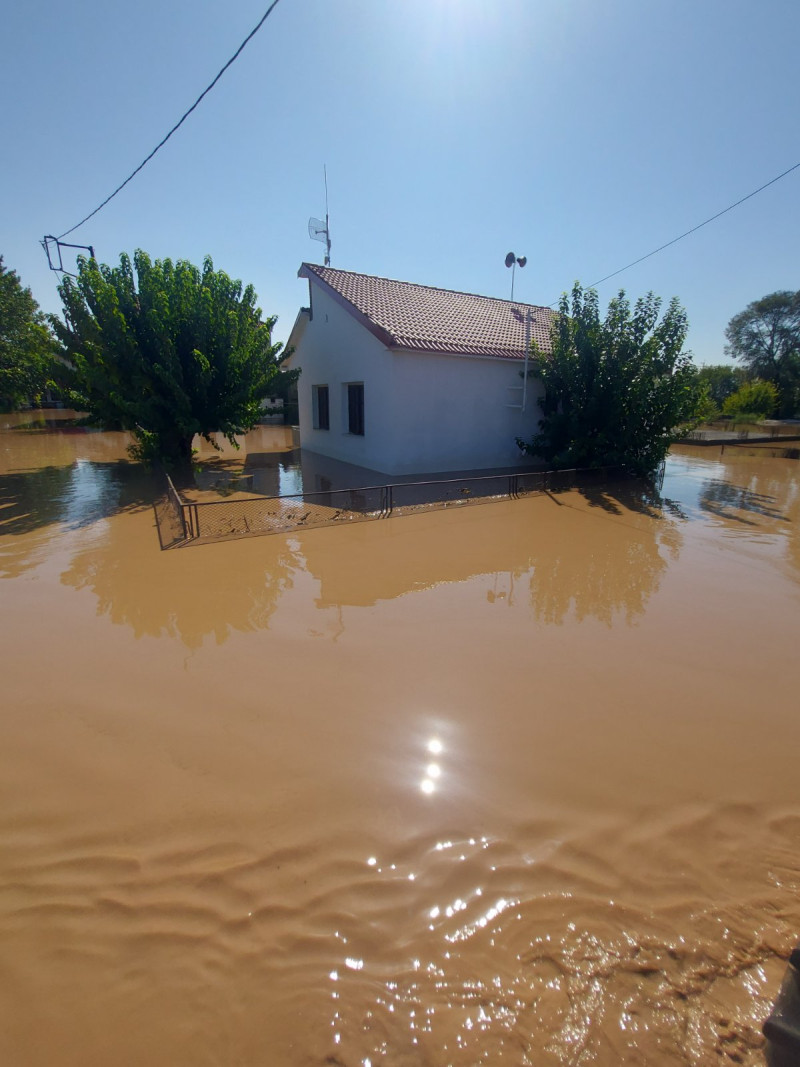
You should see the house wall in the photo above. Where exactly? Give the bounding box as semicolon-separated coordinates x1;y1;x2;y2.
289;283;544;477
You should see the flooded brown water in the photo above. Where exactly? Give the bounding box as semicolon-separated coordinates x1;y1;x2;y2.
1;414;799;1066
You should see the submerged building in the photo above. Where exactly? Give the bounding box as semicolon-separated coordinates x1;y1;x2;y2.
284;264;554;479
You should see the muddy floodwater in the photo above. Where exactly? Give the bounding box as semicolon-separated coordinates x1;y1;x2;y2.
1;413;799;1066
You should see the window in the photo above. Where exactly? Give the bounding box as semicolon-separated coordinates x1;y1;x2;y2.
346;382;364;436
312;385;329;430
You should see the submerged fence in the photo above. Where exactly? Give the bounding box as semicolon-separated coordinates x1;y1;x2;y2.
153;466;621;549
153;476;188;550
681;422;800;444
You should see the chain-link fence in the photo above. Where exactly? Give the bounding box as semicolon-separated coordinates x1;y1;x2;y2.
515;466;620;495
682;422;800;444
152;475;188;549
179;484;389;543
153;467;626;548
389;474;514;515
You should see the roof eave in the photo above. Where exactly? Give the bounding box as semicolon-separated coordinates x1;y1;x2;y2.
387;344;535;362
283;307;310;363
299;263;397;350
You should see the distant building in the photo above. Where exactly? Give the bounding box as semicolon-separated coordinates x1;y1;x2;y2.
284;264;554;478
260;396;285;418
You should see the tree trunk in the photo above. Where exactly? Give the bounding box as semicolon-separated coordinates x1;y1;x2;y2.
164;432;194;482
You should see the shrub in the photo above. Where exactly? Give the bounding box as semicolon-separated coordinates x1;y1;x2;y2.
722;380;779;419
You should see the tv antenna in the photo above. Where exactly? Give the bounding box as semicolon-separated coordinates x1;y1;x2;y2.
505;251;526;300
308;164;331;266
41;235;96;278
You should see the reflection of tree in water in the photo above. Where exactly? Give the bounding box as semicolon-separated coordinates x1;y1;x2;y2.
699;479;789;526
60;518;299;649
697;455;800;575
0;461;157;579
527;480;684;626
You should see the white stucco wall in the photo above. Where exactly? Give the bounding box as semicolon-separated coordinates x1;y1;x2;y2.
287;282;544;477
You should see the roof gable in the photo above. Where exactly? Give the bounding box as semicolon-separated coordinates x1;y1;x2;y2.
299;263;554;360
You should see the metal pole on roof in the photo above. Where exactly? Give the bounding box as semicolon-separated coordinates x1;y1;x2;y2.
522;311;531;412
505;252;527;300
324;165;331;266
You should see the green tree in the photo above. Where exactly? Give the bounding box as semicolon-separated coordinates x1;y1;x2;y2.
518;283;699;476
694;363;748;408
54;251;287;468
725;290;800;417
0;256;58;410
691;379;719;424
721;379;779;419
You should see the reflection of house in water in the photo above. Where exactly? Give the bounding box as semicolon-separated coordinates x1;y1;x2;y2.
299;484;681;625
242;448;383;499
191;426;305;497
303;512;536;609
243;450;300;497
191;423;386;499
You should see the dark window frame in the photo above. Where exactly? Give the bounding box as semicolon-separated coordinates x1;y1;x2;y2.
346;382;364;436
312;384;330;431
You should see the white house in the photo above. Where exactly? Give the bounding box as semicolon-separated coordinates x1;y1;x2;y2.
284;264;554;479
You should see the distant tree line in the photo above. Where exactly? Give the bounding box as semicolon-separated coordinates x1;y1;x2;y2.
0;257;61;410
697;289;800;420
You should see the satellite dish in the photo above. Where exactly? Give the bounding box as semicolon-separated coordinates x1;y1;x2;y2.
517;256;527;268
504;252;515;268
308;217;328;242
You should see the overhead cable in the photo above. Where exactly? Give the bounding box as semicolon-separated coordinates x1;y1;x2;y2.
549;158;800;304
56;0;284;240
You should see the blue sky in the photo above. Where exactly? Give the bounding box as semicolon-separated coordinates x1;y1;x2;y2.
2;0;798;363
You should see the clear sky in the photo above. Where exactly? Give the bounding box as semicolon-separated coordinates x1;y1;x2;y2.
2;0;798;363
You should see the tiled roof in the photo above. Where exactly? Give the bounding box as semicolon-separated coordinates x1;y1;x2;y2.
299;263;554;360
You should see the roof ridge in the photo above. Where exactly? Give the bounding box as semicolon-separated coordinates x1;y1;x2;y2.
300;262;553;313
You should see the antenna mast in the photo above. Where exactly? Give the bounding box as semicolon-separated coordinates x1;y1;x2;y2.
308;166;332;266
323;164;331;267
503;252;533;412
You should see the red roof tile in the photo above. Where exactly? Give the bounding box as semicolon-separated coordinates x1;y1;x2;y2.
299;263;554;359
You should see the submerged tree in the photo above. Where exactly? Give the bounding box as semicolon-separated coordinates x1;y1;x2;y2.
518;283;699;475
0;256;58;410
725;290;800;417
54;251;288;468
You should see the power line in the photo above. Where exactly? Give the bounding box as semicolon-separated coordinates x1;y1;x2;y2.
56;0;284;240
549;158;800;305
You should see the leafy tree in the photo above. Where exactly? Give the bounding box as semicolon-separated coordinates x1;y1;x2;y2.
722;379;779;419
0;256;58;410
725;290;800;417
691;379;719;423
694;363;748;408
518;283;699;476
54;251;287;468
